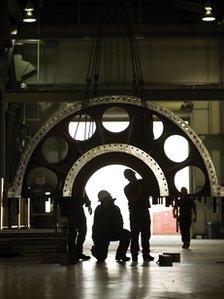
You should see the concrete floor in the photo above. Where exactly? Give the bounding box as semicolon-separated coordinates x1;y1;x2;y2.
1;236;224;299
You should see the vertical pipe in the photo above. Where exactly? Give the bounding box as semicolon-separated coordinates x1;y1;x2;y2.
206;40;210;83
0;0;7;187
218;40;224;184
0;46;6;230
0;61;6;219
218;39;224;87
208;101;212;134
37;40;40;86
0;177;4;230
0;91;6;184
18;197;21;228
27;197;30;228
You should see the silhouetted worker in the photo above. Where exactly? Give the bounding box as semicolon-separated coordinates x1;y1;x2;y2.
59;190;92;263
92;190;131;263
124;169;154;263
173;187;197;249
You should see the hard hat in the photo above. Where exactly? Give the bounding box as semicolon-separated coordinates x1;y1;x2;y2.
98;190;110;201
124;169;135;177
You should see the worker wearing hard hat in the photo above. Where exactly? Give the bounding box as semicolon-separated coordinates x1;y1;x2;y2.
91;190;130;263
124;169;154;263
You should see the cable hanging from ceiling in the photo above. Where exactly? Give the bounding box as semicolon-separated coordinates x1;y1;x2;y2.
84;0;104;104
126;0;145;102
84;0;145;104
73;0;104;140
73;0;146;141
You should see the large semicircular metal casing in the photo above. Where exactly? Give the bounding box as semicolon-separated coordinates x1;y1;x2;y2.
8;95;224;198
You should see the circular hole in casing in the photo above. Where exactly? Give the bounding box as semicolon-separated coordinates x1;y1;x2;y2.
153;115;164;139
164;135;189;162
68;114;96;141
175;166;205;193
42;136;68;163
102;107;130;133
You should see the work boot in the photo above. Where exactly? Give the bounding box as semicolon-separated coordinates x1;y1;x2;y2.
185;243;190;249
79;254;91;260
182;243;189;249
143;255;154;262
116;256;131;263
131;257;138;266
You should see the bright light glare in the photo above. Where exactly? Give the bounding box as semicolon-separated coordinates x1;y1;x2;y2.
85;165;141;241
23;17;36;23
202;16;215;21
153;121;163;139
164;135;189;162
45;198;51;213
202;7;215;22
103;121;129;133
174;167;190;192
68;120;96;141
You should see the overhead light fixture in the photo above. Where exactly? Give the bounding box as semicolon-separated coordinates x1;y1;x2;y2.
23;1;36;23
202;1;216;22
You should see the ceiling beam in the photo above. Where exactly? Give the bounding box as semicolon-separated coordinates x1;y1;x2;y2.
15;23;223;39
6;88;224;102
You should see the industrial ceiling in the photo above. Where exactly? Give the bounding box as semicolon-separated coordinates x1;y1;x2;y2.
7;0;224;38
